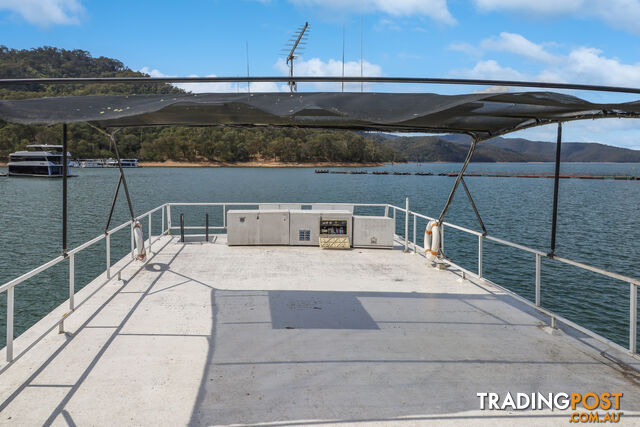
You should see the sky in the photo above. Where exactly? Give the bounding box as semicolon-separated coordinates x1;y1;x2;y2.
1;0;640;148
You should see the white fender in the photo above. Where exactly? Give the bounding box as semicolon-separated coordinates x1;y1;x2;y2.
425;220;440;261
133;221;146;261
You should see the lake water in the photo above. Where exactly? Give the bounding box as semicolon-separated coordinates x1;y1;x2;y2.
1;162;640;349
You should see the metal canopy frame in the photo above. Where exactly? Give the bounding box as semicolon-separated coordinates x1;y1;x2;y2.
4;75;639;259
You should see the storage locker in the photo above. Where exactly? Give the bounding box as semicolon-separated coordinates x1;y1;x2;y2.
227;210;290;245
352;216;394;248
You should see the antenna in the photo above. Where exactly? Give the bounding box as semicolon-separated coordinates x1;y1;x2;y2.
360;16;363;93
284;21;310;93
246;41;251;94
342;25;345;93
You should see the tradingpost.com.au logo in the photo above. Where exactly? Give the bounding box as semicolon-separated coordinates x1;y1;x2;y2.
477;392;623;423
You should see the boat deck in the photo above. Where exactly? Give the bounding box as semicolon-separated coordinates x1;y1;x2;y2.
1;235;640;425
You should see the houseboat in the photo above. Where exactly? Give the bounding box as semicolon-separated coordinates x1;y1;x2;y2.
7;144;73;177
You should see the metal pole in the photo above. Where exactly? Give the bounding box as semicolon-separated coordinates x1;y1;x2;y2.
6;287;14;362
62;123;68;255
549;122;562;257
404;197;409;252
106;234;111;279
413;214;417;253
162;205;165;235
148;212;152;254
104;174;122;233
130;221;135;259
167;204;172;235
222;204;226;229
631;283;637;354
478;235;483;278
110;131;135;220
206;213;209;242
69;253;75;311
535;254;541;307
461;177;487;235
438;137;478;224
180;213;185;243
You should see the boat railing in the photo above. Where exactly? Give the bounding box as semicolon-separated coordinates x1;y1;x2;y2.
0;203;167;374
1;200;639;375
387;201;640;358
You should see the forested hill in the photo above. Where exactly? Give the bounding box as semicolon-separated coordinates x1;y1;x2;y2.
0;46;395;163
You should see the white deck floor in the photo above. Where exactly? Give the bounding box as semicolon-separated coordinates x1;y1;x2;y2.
1;235;640;426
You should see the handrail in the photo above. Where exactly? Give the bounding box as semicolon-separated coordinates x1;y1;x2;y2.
391;202;639;355
2;200;639;372
388;204;640;286
1;203;171;370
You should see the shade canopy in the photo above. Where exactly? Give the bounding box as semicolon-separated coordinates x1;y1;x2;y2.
1;91;639;139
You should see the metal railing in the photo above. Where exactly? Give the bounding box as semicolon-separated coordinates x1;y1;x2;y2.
0;203;169;373
387;199;640;356
2;199;639;375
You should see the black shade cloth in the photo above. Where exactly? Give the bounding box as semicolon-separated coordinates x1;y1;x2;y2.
1;92;639;138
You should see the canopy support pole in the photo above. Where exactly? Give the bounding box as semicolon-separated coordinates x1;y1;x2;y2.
438;136;478;225
549;122;563;257
104;174;122;233
460;177;487;235
62;123;68;256
110;130;135;221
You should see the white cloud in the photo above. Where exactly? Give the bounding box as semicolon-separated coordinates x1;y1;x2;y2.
564;47;640;87
289;0;456;25
450;33;640;87
448;42;483;58
0;0;84;26
274;57;383;91
139;57;384;93
451;59;525;80
138;67;281;93
474;0;640;35
480;32;558;63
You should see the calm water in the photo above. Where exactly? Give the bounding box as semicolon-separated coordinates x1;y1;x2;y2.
1;163;640;349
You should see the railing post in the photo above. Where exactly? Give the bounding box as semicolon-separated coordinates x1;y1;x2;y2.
130;221;135;259
412;213;417;253
148;212;152;255
167;204;172;235
205;213;209;242
180;213;185;243
69;253;75;311
222;204;226;230
440;224;444;254
535;254;541;307
631;283;637;354
478;235;483;279
106;234;111;280
162;204;166;235
404;197;409;253
384;205;389;218
6;287;14;362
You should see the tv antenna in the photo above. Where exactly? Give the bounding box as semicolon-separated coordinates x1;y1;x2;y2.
281;21;310;93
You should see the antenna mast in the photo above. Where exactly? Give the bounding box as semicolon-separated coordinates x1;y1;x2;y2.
283;21;310;93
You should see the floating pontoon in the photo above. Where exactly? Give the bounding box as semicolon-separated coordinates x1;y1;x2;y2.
1;76;640;424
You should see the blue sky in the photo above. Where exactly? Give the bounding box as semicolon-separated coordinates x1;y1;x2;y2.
2;0;640;148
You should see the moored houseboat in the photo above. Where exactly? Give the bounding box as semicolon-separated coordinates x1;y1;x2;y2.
7;144;73;177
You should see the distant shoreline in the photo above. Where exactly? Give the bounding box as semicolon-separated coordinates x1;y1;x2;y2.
2;160;640;168
137;160;387;168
